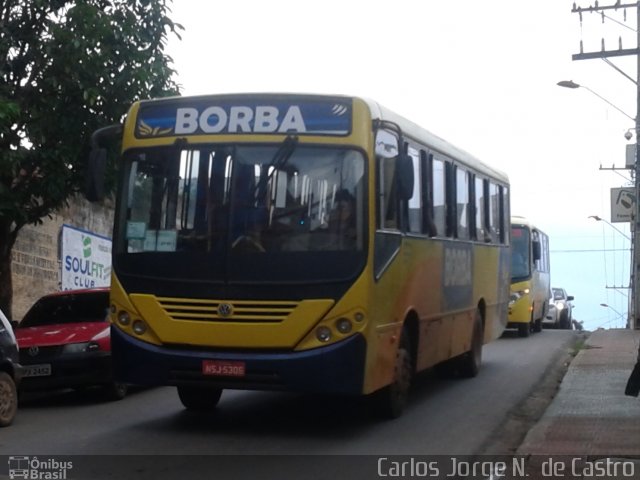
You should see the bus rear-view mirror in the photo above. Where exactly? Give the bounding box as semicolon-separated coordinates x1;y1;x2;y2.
375;129;399;159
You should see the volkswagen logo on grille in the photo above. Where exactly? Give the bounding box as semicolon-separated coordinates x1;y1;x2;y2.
217;303;233;318
28;346;39;357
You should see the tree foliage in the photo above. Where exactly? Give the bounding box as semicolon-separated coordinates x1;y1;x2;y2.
0;0;182;316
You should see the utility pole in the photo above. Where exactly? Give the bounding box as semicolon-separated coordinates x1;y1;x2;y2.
571;2;640;329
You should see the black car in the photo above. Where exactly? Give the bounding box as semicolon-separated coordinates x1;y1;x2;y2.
0;307;21;427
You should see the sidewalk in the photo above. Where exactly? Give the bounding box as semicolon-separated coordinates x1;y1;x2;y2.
518;328;640;456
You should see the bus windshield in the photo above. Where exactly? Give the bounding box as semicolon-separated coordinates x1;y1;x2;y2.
511;226;530;280
115;142;366;284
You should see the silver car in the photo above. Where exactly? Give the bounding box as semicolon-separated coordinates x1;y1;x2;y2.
545;288;574;329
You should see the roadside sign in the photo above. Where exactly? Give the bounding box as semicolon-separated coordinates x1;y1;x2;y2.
61;224;112;290
611;187;635;223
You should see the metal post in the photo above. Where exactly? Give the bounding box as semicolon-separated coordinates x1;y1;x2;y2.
634;2;640;329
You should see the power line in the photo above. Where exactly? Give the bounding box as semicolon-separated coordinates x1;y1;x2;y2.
551;248;630;253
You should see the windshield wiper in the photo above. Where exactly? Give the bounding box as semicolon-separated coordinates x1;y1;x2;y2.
253;135;299;200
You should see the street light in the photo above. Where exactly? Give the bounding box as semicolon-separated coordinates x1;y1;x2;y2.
588;215;632;241
600;303;627;328
557;80;636;122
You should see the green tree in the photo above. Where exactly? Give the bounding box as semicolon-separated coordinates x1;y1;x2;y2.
0;0;182;317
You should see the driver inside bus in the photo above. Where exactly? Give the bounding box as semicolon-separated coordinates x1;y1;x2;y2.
327;189;357;249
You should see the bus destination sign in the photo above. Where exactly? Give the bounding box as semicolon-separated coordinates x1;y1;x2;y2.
135;96;352;138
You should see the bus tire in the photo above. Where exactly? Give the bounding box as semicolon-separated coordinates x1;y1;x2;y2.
376;329;413;419
103;382;128;401
458;309;483;378
517;322;530;338
177;386;223;411
533;318;542;333
0;371;18;427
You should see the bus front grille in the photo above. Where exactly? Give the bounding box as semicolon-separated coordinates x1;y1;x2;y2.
156;297;299;323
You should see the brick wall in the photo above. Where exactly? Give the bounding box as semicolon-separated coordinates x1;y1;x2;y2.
11;196;114;320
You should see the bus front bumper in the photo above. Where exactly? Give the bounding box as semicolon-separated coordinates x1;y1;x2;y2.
111;326;366;395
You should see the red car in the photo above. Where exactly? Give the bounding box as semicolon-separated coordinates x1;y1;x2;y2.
13;288;127;400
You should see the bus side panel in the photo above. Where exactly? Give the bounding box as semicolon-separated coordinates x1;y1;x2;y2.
363;238;445;394
365;238;501;393
532;270;551;322
472;244;510;343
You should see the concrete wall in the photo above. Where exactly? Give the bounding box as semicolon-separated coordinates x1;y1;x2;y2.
11;197;114;320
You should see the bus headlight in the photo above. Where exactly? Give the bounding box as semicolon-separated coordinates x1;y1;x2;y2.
316;326;332;342
509;289;530;306
132;320;147;335
336;318;353;334
117;311;131;326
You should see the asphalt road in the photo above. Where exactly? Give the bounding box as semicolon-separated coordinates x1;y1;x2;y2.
0;329;581;479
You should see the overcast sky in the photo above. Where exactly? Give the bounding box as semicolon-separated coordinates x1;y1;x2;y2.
166;0;637;330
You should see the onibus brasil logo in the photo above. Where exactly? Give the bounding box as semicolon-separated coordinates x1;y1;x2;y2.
8;456;73;480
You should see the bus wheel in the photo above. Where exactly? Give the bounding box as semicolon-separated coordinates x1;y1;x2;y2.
177;386;223;411
376;329;413;419
533;318;542;333
103;382;128;401
458;309;483;378
517;322;530;338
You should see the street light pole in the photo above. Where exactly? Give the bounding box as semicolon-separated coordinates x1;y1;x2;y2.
634;2;640;330
557;80;636;122
589;215;632;241
600;303;627;328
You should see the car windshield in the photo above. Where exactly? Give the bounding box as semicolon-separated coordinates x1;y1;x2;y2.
552;289;565;300
19;292;109;328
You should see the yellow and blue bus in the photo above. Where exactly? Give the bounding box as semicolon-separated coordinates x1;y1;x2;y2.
508;216;551;337
88;94;511;417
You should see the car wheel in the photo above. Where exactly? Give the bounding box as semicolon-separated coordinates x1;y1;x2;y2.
0;371;18;427
104;382;128;401
177;386;223;411
559;311;570;329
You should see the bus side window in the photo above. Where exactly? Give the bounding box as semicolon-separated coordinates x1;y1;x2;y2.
488;182;500;243
456;167;470;240
378;154;399;230
407;146;422;234
474;176;487;242
501;185;510;245
432;156;446;236
495;184;508;244
421;150;437;236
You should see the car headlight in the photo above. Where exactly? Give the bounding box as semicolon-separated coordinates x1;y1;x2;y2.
555;302;564;310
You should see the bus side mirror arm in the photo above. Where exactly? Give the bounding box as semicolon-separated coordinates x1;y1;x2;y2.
85;124;123;202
